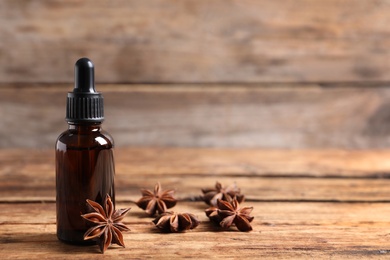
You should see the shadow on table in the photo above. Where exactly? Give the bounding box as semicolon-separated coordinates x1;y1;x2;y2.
1;232;104;254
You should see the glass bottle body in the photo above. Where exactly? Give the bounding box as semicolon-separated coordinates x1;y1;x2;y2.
56;123;115;245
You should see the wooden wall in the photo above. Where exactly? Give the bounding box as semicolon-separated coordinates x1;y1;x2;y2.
1;0;390;83
1;1;390;148
2;83;390;148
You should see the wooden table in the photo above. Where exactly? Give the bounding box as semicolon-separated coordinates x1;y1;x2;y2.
1;148;390;259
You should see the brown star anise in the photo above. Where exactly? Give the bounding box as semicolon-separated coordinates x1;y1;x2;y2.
81;194;131;253
152;212;200;233
205;206;221;224
202;181;245;206
136;182;177;216
205;198;254;232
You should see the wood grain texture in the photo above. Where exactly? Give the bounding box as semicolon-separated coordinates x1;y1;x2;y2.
1;148;390;258
2;148;390;202
2;83;390;148
1;0;390;83
3;175;390;203
4;202;390;225
1;202;390;259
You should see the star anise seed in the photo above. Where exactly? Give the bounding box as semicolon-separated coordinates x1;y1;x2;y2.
202;181;245;206
217;198;254;232
81;194;131;253
136;182;177;216
153;212;200;233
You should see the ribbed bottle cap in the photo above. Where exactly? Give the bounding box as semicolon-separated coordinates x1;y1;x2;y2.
66;58;104;123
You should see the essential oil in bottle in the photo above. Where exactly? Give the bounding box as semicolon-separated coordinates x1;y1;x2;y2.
56;58;115;245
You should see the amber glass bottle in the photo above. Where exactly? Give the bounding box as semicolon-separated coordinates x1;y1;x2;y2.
56;58;115;245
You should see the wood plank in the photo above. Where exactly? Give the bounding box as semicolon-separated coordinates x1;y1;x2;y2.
3;202;390;225
116;176;390;203
2;148;390;178
2;83;390;148
2;148;390;202
1;1;390;83
1;202;390;258
3;174;390;203
4;176;390;203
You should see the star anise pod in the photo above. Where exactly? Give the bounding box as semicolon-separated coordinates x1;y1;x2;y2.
216;198;254;232
205;199;254;232
205;206;221;224
152;212;200;233
202;181;245;206
136;182;177;216
81;194;131;253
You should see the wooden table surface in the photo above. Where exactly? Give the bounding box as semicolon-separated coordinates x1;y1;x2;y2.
1;148;390;259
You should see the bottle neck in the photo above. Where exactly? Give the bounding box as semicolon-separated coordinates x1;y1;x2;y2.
67;122;102;133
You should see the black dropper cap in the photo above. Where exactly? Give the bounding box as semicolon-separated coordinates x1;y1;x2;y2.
66;58;104;123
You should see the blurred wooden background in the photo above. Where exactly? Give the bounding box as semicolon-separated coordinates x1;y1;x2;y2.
1;0;390;148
